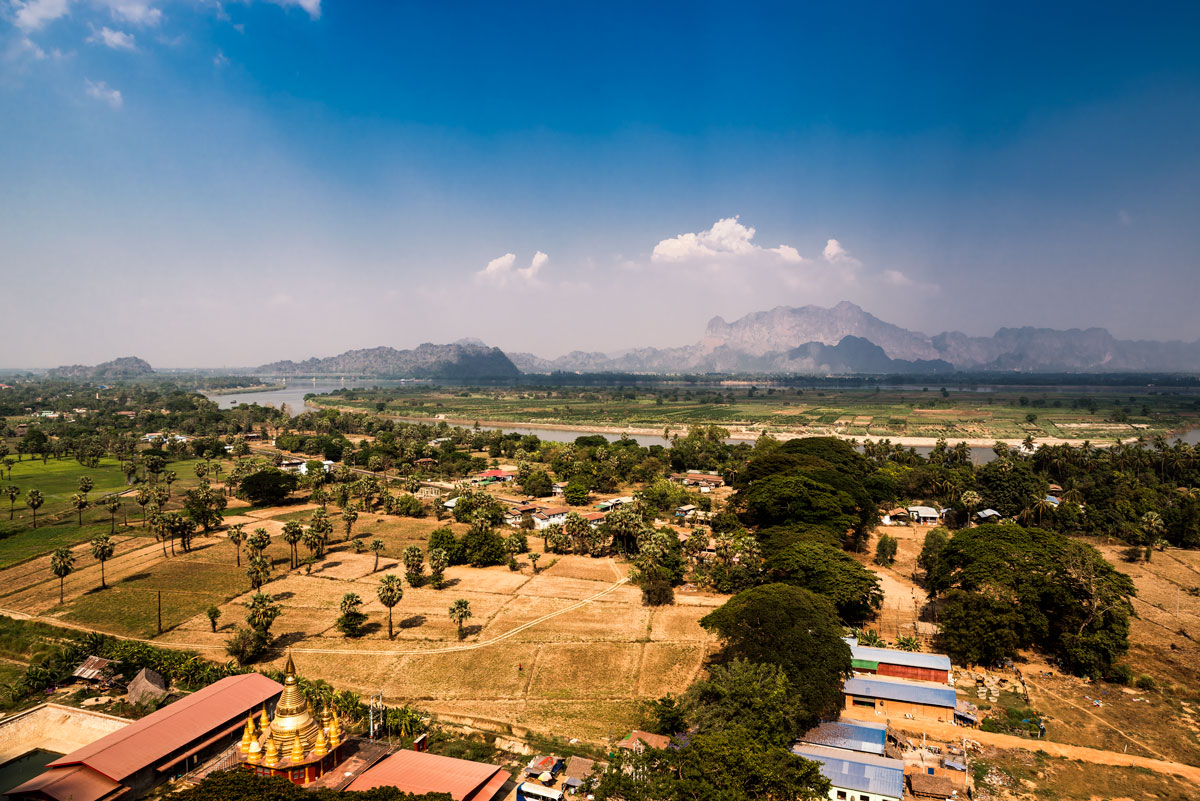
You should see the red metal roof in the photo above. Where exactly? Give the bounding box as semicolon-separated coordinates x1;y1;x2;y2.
4;764;122;801
47;672;281;782
346;749;508;801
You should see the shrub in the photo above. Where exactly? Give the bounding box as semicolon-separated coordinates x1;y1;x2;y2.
1135;674;1157;691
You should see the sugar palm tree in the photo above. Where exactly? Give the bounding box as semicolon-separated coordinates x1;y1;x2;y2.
281;521;303;569
78;476;94;495
960;490;982;524
164;470;177;498
5;485;18;520
134;488;151;525
341;505;358;542
402;546;424;586
247;554;272;590
369;538;385;573
428;548;448;588
449;599;472;640
1141;511;1166;560
70;492;90;527
246;527;271;558
26;489;44;529
103;497;121;533
50;547;74;605
227;523;246;567
90;533;115;590
376;574;404;639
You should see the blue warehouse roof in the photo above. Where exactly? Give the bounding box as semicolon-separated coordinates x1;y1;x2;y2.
798;720;887;756
792;744;905;799
844;676;957;708
849;644;952;672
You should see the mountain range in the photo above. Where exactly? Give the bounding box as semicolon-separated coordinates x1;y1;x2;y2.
256;343;521;380
509;302;1200;374
47;357;155;379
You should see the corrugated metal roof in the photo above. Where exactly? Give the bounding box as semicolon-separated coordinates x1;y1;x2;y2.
346;749;508;801
844;676;957;708
799;720;887;755
907;505;940;518
71;655;115;682
850;644;952;672
47;672;282;781
792;744;905;799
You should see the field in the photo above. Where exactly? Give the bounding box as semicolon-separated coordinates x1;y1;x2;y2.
868;522;1200;768
313;386;1200;445
0;488;721;742
974;748;1196;801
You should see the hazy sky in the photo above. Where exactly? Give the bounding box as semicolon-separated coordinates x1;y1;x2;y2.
2;1;1199;367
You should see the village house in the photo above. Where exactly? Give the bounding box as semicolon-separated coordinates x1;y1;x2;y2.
532;508;570;530
905;505;941;525
791;743;904;801
670;472;725;491
843;676;957;723
797;720;888;757
615;730;671;753
847;642;953;684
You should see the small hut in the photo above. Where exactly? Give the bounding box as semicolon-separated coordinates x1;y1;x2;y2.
127;667;169;705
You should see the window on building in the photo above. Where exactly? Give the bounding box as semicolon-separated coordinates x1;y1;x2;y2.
852;698;874;708
835;792;847;800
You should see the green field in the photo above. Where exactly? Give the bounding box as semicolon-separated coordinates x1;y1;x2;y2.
314;387;1200;443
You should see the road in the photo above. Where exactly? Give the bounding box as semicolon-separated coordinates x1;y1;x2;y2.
843;707;1200;785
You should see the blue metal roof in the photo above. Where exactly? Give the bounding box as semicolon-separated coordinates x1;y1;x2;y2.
792;744;905;799
849;644;952;672
844;676;957;708
799;720;887;755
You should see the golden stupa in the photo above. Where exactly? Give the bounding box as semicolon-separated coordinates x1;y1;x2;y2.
266;653;322;750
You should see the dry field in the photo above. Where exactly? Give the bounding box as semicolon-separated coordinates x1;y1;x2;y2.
0;500;722;743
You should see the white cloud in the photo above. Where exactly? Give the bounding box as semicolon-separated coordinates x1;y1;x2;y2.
277;0;321;19
87;26;136;50
823;238;852;263
477;251;547;285
12;0;70;31
13;35;47;59
652;216;804;265
84;78;122;107
102;0;161;26
882;269;913;286
213;50;229;67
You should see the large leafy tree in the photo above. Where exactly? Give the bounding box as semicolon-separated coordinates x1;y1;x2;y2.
681;659;811;746
590;730;830;801
764;542;882;623
184;481;227;533
700;584;851;729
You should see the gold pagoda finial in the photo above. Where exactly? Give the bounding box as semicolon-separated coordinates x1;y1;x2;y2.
259;706;269;730
290;731;305;763
284;651;297;682
313;728;327;758
239;717;255;754
246;738;262;764
264;737;280;768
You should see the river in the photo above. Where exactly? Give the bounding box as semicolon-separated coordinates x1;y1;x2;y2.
203;382;1200;465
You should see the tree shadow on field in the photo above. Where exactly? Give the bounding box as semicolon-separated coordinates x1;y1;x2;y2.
377;561;400;572
120;572;152;584
272;631;307;650
273;591;296;601
460;624;483;639
359;621;382;636
399;615;426;629
439;577;461;589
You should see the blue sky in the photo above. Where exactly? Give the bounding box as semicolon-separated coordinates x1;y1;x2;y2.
2;1;1199;366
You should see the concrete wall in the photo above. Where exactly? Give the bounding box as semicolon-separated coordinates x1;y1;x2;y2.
0;704;131;764
844;695;953;724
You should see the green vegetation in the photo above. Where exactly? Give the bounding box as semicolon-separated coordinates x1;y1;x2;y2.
312;384;1200;443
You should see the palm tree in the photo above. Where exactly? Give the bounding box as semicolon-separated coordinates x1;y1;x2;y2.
369;539;385;572
303;526;325;562
1141;511;1166;560
78;476;94;495
402;546;424;586
49;547;74;605
449;599;472;640
529;552;541;574
194;462;208;481
247;527;271;558
281;521;303;569
5;485;18;520
225;523;245;566
960;490;982;524
26;489;44;529
376;574;404;638
70;492;90;527
90;533;115;590
247;554;272;589
135;488;151;525
341;505;358;542
103;497;121;533
428;547;448;588
164;470;177;498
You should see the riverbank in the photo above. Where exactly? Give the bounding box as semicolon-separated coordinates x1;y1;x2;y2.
314;403;1120;448
202;383;286;396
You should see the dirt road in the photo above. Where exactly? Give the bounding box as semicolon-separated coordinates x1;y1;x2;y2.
843;707;1200;785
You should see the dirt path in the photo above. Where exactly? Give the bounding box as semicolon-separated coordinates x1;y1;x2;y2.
843;708;1200;785
1024;677;1168;760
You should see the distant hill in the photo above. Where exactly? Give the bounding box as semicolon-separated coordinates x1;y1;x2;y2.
47;356;154;380
516;302;1200;374
257;343;521;380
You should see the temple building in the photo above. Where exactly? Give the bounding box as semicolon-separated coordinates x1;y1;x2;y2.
237;653;346;786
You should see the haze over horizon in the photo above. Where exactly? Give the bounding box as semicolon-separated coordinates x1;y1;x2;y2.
3;1;1199;367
